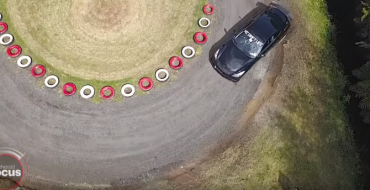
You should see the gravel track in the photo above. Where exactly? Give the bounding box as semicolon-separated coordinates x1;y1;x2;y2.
0;0;271;186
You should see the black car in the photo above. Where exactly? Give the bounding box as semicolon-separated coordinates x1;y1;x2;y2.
210;3;291;82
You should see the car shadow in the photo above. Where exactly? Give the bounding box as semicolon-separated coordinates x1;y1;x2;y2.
208;2;268;61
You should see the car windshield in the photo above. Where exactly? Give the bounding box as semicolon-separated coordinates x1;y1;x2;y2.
233;31;263;58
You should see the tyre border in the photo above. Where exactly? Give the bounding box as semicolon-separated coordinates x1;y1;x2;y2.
198;17;211;28
155;69;170;82
31;64;46;78
181;46;196;59
62;83;77;96
193;32;208;44
17;55;32;68
121;84;136;97
44;75;59;88
80;85;95;99
139;77;154;91
7;44;21;57
100;86;115;100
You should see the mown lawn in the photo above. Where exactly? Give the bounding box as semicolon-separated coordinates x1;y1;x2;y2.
0;0;207;103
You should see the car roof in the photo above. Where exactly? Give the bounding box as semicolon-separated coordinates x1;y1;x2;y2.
247;14;277;43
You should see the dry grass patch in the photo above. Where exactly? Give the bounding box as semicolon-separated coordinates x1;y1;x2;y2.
0;0;207;102
4;0;201;81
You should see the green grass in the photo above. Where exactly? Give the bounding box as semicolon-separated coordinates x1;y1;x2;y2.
0;0;208;102
198;0;359;189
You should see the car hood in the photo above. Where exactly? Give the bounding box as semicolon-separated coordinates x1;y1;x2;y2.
217;40;253;74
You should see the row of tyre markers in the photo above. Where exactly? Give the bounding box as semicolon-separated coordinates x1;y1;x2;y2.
0;4;214;100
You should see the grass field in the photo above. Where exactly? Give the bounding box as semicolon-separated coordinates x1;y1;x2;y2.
194;0;359;189
0;0;207;102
